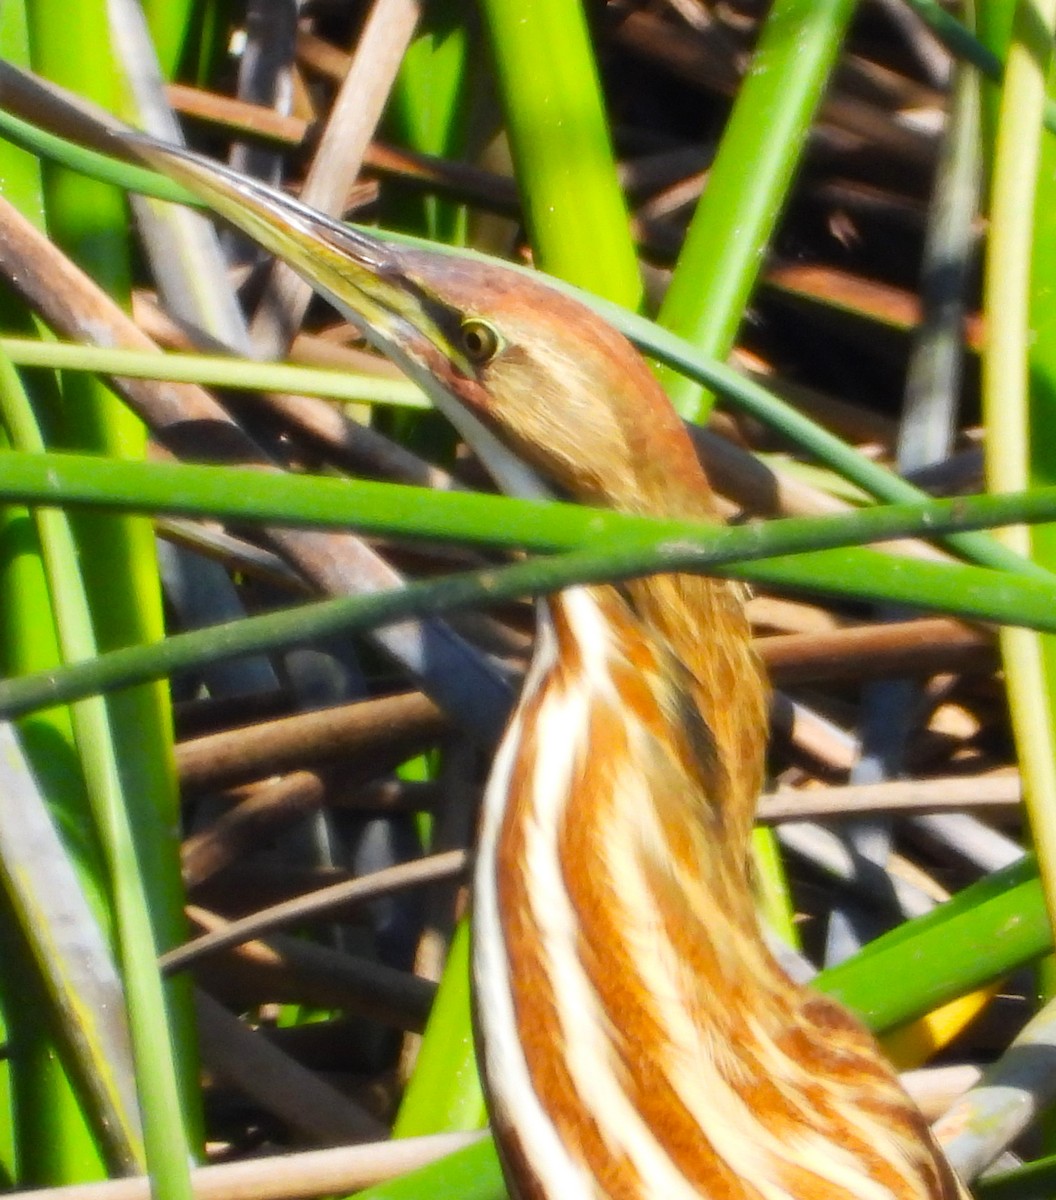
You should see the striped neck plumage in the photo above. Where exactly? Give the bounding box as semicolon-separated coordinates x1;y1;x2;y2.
472;583;967;1200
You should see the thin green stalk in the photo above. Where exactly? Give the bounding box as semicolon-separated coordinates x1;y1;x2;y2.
0;102;193;201
3;468;1056;720
0;2;114;1180
3;532;1053;726
656;0;856;420
977;1154;1056;1200
392;922;487;1137
0;496;106;1180
353;1138;504;1200
0;715;142;1168
0;350;146;1171
982;0;1056;933
3;449;1056;584
26;1;197;1191
0;345;190;1186
0;338;427;408
975;0;1017;156
1012;9;1056;1144
477;0;641;305
819;855;1046;1029
380;1;478;457
140;0;198;81
387;0;474;244
903;0;1006;78
752;828;799;950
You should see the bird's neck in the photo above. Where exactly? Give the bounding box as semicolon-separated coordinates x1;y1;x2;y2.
596;452;771;852
473;583;962;1200
473;582;774;1199
625;569;768;853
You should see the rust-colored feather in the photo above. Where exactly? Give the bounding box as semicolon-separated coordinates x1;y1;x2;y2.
257;206;967;1200
474;579;967;1200
455;261;968;1199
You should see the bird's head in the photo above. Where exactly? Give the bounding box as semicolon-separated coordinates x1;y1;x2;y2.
129;139;714;521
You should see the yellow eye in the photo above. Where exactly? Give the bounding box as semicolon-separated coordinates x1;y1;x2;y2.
460;318;501;364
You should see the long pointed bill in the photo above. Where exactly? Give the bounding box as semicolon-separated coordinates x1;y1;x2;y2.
0;60;453;373
123;136;551;500
0;56;549;497
126;137;468;373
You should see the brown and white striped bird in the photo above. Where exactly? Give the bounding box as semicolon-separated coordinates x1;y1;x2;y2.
0;59;969;1198
126;152;969;1200
457;285;971;1200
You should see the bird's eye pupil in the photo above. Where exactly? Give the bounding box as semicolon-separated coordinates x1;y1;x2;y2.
461;319;499;363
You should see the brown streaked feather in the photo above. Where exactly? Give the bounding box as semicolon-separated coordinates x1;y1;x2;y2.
473;584;968;1200
398;193;963;1200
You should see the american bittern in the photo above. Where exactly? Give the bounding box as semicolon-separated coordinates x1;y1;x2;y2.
1;72;968;1198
